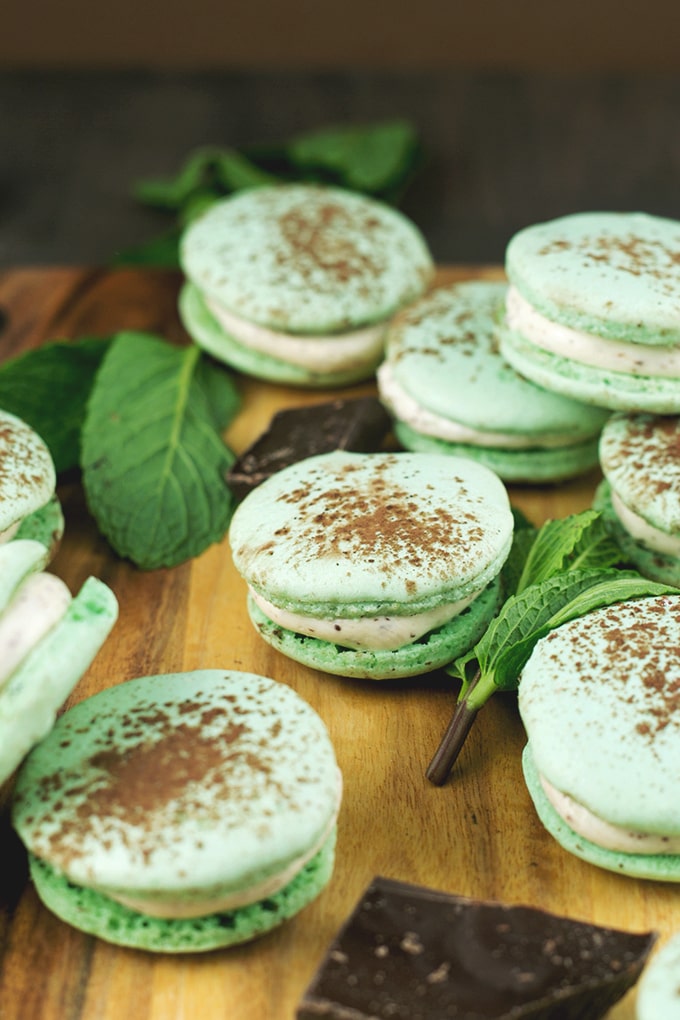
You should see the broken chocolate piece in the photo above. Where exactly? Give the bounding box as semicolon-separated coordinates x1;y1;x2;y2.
226;397;392;501
296;877;656;1020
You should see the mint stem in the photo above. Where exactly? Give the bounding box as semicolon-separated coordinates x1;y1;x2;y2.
426;670;481;786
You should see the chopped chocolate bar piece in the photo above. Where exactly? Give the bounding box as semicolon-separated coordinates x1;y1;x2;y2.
296;877;656;1020
226;397;392;501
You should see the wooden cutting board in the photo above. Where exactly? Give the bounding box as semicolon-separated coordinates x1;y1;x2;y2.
0;267;675;1020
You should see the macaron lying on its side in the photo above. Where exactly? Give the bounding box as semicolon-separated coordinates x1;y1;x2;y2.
519;593;680;881
500;211;680;412
229;451;514;680
0;539;118;785
178;183;434;387
377;281;610;483
0;408;63;558
594;412;680;586
12;671;342;953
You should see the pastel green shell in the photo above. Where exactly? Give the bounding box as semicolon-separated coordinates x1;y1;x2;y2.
180;184;434;334
13;671;340;904
519;595;680;836
229;451;514;616
0;409;55;532
506;211;680;344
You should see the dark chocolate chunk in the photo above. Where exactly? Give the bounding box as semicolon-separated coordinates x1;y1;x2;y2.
296;877;656;1020
226;397;391;501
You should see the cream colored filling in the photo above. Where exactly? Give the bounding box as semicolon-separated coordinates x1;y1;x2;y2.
98;769;343;919
206;296;386;372
250;585;480;651
0;521;21;544
541;774;680;854
506;285;680;377
611;489;680;556
377;362;578;449
0;572;71;690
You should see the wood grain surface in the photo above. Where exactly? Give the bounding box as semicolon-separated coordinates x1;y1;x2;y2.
0;266;677;1020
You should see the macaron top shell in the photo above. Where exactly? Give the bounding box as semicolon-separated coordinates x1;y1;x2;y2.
180;184;434;334
518;594;680;834
0;410;56;533
599;413;680;534
12;671;341;900
229;451;513;616
385;281;609;437
506;212;680;344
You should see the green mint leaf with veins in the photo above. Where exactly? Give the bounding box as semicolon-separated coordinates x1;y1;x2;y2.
426;510;677;785
81;332;240;570
0;337;112;473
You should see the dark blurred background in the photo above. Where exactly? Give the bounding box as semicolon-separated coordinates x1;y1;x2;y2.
3;0;680;266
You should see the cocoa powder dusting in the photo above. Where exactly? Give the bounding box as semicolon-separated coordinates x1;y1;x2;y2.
274;457;485;578
31;695;290;870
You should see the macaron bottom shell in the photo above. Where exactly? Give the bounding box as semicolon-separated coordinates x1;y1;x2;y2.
179;283;383;388
593;480;680;587
247;578;502;680
500;326;680;414
27;831;336;954
522;745;680;882
393;420;601;484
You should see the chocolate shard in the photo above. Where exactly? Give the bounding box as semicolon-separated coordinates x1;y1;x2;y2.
226;397;392;501
296;877;656;1020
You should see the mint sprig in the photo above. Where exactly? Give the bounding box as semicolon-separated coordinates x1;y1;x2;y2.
81;331;239;570
426;510;677;785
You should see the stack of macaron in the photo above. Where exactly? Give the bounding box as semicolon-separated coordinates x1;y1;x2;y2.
519;592;680;881
11;669;342;952
179;183;434;387
229;450;514;680
595;412;680;586
0;408;63;558
500;211;680;413
0;538;118;785
377;280;610;483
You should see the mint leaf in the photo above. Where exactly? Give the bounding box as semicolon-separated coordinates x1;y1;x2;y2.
426;508;678;785
81;332;240;570
0;337;111;473
287;119;420;194
465;569;673;703
514;509;597;593
113;229;183;268
134;147;279;211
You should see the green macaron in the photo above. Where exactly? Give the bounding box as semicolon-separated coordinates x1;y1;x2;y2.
636;931;680;1019
179;183;434;387
0;539;118;785
519;593;680;881
377;281;609;483
229;450;513;680
0;408;63;557
500;212;680;412
12;670;342;953
594;412;680;586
